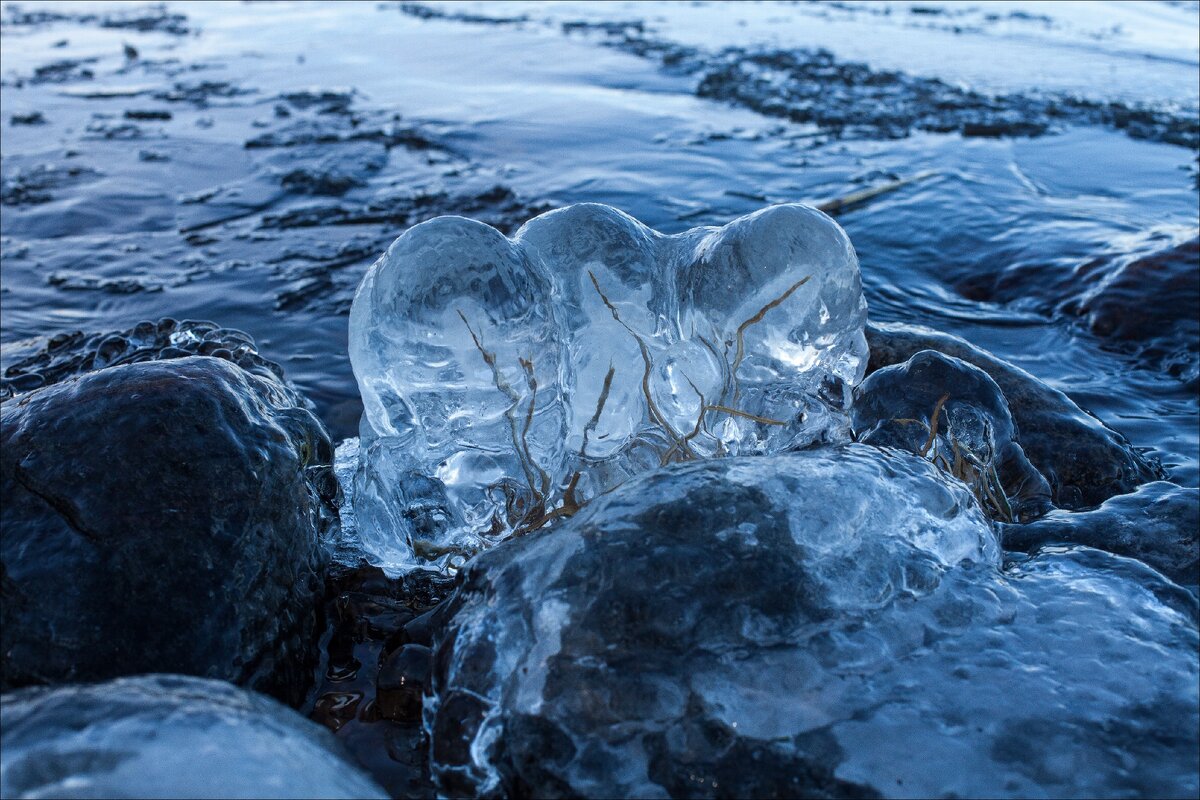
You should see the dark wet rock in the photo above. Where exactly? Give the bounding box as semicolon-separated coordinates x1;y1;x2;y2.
138;148;170;162
0;318;290;400
29;58;96;84
83;119;147;140
958;231;1200;384
3;3;192;36
1;355;335;703
545;19;1200;148
0;675;387;799
9;112;45;126
692;47;1199;146
427;446;999;798
279;88;358;115
305;564;452;798
261;185;553;236
99;4;190;35
152;80;253;106
3;3;189;34
46;271;165;294
124;108;173;120
245;116;440;151
277;142;388;196
866;321;1163;508
1000;481;1199;590
392;2;529;25
2;4;79;26
561;19;647;36
427;445;1198;798
694;48;1041;140
853;349;1053;521
0;163;101;206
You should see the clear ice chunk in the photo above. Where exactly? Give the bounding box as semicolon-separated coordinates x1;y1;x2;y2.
348;204;868;572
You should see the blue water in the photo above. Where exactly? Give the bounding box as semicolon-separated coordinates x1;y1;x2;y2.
3;2;1195;487
3;3;1198;796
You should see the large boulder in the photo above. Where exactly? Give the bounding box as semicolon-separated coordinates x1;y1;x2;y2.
0;674;387;799
865;321;1163;508
1;354;335;702
956;232;1199;385
425;445;1198;798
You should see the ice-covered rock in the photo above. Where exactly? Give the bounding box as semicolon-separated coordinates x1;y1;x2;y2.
1;356;334;703
852;349;1052;522
1000;481;1199;591
348;203;867;572
425;445;1199;798
865;321;1163;508
0;318;294;400
0;674;388;799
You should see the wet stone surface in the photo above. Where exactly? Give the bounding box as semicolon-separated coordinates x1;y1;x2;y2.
852;348;1053;522
1;353;335;704
0;317;293;400
1000;481;1200;593
425;445;1198;798
865;321;1164;509
957;231;1200;386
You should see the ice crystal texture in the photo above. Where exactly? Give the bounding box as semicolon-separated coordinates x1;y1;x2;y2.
426;446;1199;799
348;203;868;572
1;675;388;799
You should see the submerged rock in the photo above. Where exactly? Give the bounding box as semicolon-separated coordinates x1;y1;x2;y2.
1000;481;1199;591
349;202;868;572
957;230;1200;384
0;674;387;799
1;356;334;702
426;446;1198;799
852;349;1053;522
865;321;1163;508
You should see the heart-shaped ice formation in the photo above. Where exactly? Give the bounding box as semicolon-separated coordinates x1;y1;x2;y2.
348;203;868;572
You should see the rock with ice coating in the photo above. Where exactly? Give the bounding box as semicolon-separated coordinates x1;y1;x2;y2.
852;349;1052;522
348;203;867;572
424;445;1199;798
865;321;1163;508
1000;481;1199;590
0;674;388;799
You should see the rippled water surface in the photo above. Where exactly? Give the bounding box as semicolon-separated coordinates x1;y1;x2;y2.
3;1;1195;487
3;2;1196;488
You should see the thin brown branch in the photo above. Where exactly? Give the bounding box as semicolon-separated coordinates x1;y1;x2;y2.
731;275;811;403
816;170;940;217
920;393;949;457
581;363;616;455
705;404;788;426
588;270;690;455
